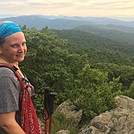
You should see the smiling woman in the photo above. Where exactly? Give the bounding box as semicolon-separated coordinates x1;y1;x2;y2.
0;22;27;66
0;21;42;134
0;33;26;65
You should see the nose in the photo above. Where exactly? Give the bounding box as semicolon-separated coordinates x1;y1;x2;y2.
18;45;24;53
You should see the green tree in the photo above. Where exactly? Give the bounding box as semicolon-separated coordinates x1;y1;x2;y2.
71;64;122;121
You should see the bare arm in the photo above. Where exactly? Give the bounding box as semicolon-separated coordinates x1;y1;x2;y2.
0;111;25;134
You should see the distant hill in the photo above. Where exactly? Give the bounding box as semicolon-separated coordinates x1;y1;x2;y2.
52;29;134;67
0;15;93;30
53;29;134;57
1;15;134;45
1;15;134;31
74;24;134;45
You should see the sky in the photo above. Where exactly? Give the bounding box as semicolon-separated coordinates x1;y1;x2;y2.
0;0;134;19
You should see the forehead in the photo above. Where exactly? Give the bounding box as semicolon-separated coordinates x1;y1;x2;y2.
4;32;26;44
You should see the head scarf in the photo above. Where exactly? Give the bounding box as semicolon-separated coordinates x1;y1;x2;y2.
0;21;22;39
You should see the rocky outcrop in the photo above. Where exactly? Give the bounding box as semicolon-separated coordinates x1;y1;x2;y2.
54;95;134;134
56;130;70;134
78;95;134;134
56;100;82;126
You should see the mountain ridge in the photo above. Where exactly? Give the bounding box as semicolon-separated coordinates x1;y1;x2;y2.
1;15;134;30
1;15;134;45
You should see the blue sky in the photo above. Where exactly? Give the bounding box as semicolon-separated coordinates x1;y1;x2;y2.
0;0;134;18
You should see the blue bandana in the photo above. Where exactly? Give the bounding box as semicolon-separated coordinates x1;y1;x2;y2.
0;21;22;39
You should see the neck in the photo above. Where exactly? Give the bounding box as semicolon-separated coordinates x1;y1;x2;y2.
0;58;19;67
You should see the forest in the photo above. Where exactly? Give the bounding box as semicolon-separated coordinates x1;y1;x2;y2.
20;25;134;133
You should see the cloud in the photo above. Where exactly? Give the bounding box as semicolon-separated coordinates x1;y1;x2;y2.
0;0;134;17
27;1;73;9
0;1;26;7
73;0;134;13
89;0;134;10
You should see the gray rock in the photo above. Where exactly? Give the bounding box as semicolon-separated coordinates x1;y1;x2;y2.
56;100;82;126
56;130;70;134
78;95;134;134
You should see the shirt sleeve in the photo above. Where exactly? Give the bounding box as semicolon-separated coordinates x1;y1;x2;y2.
0;70;20;113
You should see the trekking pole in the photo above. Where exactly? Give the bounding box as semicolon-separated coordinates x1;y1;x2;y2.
49;114;52;134
44;109;48;134
44;87;57;134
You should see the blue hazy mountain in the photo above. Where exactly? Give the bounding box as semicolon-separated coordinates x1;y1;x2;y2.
1;15;134;44
1;15;134;31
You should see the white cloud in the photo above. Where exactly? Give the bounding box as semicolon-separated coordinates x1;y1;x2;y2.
0;1;26;7
0;0;134;17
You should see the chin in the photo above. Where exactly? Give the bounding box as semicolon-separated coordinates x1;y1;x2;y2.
18;58;25;62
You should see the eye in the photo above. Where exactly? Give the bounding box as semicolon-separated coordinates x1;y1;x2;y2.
11;44;18;48
22;42;26;46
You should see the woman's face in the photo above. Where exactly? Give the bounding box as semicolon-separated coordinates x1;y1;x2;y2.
0;32;27;65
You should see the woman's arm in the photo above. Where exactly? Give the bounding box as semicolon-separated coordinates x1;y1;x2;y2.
0;111;26;134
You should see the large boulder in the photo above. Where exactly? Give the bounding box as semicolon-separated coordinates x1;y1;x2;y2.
56;130;70;134
56;100;82;126
78;95;134;134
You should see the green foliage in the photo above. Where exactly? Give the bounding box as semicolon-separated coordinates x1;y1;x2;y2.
21;27;75;116
52;112;78;134
124;81;134;99
70;64;122;120
54;29;134;66
93;63;134;89
19;26;133;129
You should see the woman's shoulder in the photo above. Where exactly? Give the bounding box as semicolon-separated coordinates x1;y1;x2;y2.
0;67;15;77
0;67;20;87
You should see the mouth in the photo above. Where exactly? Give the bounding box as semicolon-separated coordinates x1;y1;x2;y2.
16;54;25;57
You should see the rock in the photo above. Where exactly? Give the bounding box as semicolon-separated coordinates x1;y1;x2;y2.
56;130;70;134
78;95;134;134
115;95;134;110
56;100;82;125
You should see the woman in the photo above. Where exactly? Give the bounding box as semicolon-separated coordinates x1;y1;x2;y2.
0;21;41;134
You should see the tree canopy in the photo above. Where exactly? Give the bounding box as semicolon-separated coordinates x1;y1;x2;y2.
20;26;134;127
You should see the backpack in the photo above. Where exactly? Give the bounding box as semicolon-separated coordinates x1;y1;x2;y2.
0;64;42;134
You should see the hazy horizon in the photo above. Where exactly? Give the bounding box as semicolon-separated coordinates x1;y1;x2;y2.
0;14;134;22
0;0;134;20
